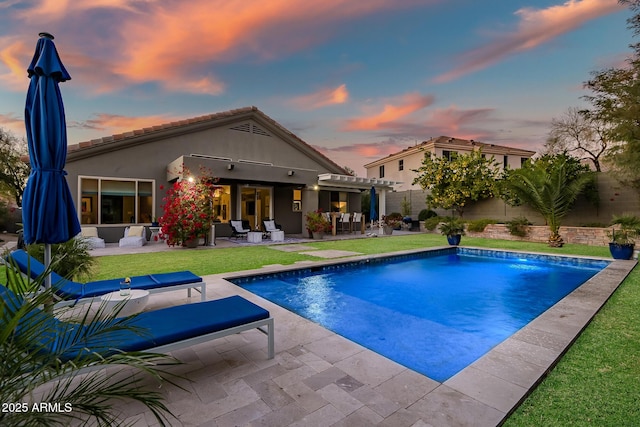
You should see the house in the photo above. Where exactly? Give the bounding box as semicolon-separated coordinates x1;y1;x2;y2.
64;106;397;242
364;136;536;217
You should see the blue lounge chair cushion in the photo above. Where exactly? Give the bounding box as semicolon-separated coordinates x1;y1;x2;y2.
0;284;270;361
8;250;201;299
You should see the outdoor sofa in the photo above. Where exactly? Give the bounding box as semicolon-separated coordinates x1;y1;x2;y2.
0;283;274;360
8;249;206;307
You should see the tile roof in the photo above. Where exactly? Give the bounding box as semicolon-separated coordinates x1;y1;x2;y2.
66;106;347;174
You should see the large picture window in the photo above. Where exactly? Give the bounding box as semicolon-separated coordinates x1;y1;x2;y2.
79;176;154;225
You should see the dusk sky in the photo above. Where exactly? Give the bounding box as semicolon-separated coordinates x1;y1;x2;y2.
0;0;632;175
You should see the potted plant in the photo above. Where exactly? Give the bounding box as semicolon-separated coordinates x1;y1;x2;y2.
381;215;402;235
305;209;332;239
608;214;640;260
439;216;466;245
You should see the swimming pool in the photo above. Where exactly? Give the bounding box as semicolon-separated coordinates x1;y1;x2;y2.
231;248;609;382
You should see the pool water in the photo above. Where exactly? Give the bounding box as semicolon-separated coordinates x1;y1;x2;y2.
232;249;608;382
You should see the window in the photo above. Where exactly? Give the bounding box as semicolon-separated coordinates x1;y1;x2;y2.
79;176;154;225
398;159;404;171
442;150;457;160
212;185;231;221
379;165;385;178
503;155;509;168
330;191;348;213
521;157;529;167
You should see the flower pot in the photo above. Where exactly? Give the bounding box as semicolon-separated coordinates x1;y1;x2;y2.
382;225;394;235
184;238;199;248
609;242;635;260
447;234;462;246
312;231;325;239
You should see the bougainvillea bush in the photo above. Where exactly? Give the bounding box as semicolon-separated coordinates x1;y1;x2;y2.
160;166;220;247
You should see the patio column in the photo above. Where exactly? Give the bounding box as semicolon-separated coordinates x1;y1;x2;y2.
301;187;319;236
378;189;387;234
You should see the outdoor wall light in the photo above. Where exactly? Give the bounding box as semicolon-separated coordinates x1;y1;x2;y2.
287;170;295;176
227;164;234;170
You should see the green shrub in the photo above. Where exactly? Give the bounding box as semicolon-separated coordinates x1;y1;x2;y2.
506;216;531;237
27;237;96;282
423;216;441;231
418;209;438;221
466;218;497;232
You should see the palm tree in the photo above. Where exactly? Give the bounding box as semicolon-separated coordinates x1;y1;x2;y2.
502;160;595;247
1;258;179;426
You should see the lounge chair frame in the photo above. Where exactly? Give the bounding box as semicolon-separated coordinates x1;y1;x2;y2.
8;250;207;307
149;317;274;359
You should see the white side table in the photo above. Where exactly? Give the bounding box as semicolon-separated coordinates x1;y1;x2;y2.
100;289;150;317
270;230;285;242
247;231;263;243
149;226;163;244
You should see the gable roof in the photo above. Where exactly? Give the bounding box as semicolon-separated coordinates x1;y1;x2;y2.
67;106;348;174
364;135;537;168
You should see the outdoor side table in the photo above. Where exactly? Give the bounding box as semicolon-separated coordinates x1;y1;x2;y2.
100;289;149;317
270;230;284;242
247;231;263;243
149;226;163;244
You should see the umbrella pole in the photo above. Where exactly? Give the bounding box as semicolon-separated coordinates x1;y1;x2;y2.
44;244;52;290
44;244;53;312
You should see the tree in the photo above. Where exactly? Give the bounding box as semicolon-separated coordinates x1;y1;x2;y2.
499;156;595;247
582;0;640;186
160;166;220;246
412;149;499;217
0;128;30;207
545;107;611;171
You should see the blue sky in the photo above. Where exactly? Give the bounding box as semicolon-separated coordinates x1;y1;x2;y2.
0;0;632;175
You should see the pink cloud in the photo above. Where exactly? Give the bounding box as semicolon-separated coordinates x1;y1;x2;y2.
290;84;349;109
0;112;26;136
344;93;434;131
0;1;434;95
434;0;625;83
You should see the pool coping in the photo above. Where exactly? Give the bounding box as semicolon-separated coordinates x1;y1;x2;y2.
216;246;636;426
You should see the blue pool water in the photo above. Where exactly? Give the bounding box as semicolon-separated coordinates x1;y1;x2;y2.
232;248;608;382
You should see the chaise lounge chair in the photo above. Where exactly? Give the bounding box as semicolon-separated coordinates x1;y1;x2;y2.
0;283;274;360
8;249;206;307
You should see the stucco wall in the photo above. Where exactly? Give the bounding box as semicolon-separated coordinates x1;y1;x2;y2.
386;173;640;226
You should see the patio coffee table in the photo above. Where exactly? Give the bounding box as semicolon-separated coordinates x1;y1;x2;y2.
100;289;150;317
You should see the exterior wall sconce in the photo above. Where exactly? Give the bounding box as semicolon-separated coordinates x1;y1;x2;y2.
287;170;295;176
227;164;234;170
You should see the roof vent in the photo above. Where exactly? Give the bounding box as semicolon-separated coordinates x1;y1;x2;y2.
230;123;251;133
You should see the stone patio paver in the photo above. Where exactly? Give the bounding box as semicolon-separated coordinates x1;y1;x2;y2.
98;246;636;426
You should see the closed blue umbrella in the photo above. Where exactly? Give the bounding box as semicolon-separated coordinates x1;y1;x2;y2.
369;186;377;228
23;33;80;289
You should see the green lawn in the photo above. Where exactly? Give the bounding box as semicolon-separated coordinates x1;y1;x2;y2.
93;234;638;425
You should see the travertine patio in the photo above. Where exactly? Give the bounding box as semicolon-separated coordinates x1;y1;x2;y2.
110;249;635;427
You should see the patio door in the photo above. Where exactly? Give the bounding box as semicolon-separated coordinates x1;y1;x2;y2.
240;186;272;230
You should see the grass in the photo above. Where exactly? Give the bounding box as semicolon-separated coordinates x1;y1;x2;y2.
93;234;637;425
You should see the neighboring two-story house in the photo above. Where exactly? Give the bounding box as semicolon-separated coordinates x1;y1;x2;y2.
364;136;536;217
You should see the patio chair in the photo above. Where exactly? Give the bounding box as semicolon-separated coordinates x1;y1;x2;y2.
119;226;147;248
79;227;105;249
8;249;207;307
230;220;250;239
262;219;282;236
0;283;274;361
339;213;351;233
352;212;363;233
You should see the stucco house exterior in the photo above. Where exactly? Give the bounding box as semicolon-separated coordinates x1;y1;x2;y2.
65;106;397;242
364;136;536;217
